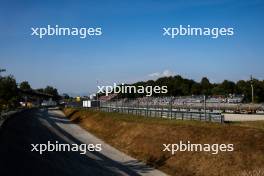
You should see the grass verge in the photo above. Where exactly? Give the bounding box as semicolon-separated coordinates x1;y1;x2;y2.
63;108;264;176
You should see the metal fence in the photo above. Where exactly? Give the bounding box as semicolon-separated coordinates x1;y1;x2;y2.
100;99;224;123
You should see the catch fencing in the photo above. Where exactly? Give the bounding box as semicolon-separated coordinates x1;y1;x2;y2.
100;99;224;123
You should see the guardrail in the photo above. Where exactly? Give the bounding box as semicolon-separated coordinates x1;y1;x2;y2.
100;106;224;123
65;100;224;123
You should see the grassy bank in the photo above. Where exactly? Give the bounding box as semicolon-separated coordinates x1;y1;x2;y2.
63;108;264;176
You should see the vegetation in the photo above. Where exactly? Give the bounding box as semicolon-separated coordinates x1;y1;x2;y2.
19;81;31;90
36;86;60;100
64;108;264;176
0;68;60;111
120;75;264;103
0;75;19;111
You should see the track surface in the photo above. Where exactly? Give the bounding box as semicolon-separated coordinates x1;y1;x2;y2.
0;108;166;176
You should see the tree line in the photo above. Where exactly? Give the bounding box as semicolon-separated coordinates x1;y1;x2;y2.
121;75;264;103
0;69;59;111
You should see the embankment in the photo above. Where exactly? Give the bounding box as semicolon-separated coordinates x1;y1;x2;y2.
64;108;264;176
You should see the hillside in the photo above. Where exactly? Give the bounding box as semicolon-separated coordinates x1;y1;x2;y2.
64;108;264;176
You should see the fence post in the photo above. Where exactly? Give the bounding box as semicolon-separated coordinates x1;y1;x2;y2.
122;98;124;113
137;99;140;116
204;95;207;121
155;103;157;118
170;97;173;119
146;97;149;117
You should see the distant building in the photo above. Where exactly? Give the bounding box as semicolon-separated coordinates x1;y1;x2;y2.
76;96;81;102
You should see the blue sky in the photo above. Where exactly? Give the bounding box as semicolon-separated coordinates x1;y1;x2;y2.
0;0;264;95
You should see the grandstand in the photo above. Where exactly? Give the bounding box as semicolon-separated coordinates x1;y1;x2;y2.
100;95;264;114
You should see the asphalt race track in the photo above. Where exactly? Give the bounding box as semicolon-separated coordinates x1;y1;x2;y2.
0;109;166;176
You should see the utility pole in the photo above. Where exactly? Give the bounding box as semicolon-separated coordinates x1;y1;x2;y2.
250;75;254;103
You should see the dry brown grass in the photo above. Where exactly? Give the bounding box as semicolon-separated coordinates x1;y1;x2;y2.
64;108;264;176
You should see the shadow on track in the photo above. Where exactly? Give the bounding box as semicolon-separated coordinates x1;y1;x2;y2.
46;109;156;174
0;108;155;176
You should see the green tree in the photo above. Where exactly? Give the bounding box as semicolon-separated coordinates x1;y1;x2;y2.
191;83;201;95
236;80;250;102
44;86;60;100
20;81;31;90
36;88;44;93
201;77;211;95
211;85;225;95
0;75;19;110
62;93;70;99
221;80;235;95
117;74;264;103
